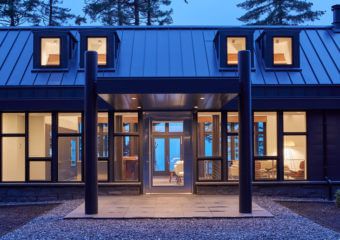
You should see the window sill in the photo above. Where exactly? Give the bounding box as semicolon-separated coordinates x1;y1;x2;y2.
78;67;116;72
219;67;256;72
264;67;302;72
32;68;69;73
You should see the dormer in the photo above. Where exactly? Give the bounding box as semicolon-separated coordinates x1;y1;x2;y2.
79;30;120;71
257;29;301;71
214;30;254;71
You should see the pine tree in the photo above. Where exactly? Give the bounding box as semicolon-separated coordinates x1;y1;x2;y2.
84;0;133;26
0;0;39;26
237;0;325;25
140;0;173;25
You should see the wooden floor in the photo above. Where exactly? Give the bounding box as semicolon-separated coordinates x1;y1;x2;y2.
65;195;273;219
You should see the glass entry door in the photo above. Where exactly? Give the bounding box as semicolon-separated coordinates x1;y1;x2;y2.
153;136;183;186
143;112;193;193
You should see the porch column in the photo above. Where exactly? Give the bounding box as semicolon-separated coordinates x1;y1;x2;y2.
238;50;253;213
84;51;98;215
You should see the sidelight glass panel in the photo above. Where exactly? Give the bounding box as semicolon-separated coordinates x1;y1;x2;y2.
198;160;221;181
41;38;60;66
29;161;51;181
114;113;138;133
58;113;82;134
227;37;246;65
198;113;221;157
114;136;139;181
2;137;25;181
273;37;292;65
255;160;277;180
97;112;108;158
227;112;238;133
58;136;82;181
87;37;107;65
29;113;52;157
154;138;165;171
283;112;306;133
284;136;307;180
98;161;108;181
2;113;25;134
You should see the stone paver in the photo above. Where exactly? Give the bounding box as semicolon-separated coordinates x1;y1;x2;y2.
65;195;273;219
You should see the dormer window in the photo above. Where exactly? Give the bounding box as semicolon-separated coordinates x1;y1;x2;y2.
41;38;61;66
33;31;69;70
273;37;292;65
227;37;246;65
80;30;120;70
258;30;300;70
87;37;107;66
214;30;254;70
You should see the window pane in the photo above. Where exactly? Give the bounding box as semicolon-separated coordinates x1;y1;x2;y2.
98;113;108;158
87;37;107;65
227;37;246;65
198;160;221;181
114;136;139;181
273;37;292;65
169;121;183;132
254;112;277;156
152;122;166;133
58;113;82;134
284;136;306;180
283;112;306;132
58;136;82;181
198;113;221;157
2;137;25;181
255;160;277;180
98;161;108;181
41;38;60;66
2;113;25;134
227;112;238;133
228;135;239;180
29;113;52;157
114;113;138;133
29;161;51;181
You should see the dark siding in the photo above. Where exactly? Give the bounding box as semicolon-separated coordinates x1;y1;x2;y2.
326;111;340;180
307;111;324;180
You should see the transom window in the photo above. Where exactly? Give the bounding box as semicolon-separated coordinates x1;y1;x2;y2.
41;38;61;66
273;37;293;65
227;37;246;65
87;37;107;66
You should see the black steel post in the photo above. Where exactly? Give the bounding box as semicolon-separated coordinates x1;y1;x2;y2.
238;50;253;214
84;51;98;215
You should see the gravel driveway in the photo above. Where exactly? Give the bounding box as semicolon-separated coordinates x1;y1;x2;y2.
1;197;339;240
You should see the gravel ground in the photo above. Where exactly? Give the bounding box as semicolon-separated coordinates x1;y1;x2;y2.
1;197;340;240
278;201;340;233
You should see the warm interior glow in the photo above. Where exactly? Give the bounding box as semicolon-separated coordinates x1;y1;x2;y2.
273;37;292;65
227;37;246;65
41;38;60;66
87;37;107;65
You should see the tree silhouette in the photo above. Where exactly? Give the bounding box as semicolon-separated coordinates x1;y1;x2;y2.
237;0;325;25
0;0;40;26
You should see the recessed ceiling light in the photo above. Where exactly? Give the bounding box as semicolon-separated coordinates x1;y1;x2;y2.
200;97;205;100
131;97;137;100
137;106;142;109
194;106;199;109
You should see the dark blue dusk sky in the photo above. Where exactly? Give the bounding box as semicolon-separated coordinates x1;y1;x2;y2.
63;0;338;25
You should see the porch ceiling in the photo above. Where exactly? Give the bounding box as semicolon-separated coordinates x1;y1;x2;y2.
98;93;237;111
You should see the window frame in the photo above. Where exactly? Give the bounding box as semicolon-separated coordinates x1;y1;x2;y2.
33;31;69;70
215;30;254;70
260;30;300;70
79;30;119;70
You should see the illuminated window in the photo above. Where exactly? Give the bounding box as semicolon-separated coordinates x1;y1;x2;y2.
41;38;60;66
227;37;246;65
87;37;107;65
273;37;292;65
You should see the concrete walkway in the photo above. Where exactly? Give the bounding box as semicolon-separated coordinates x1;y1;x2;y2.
65;195;272;219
